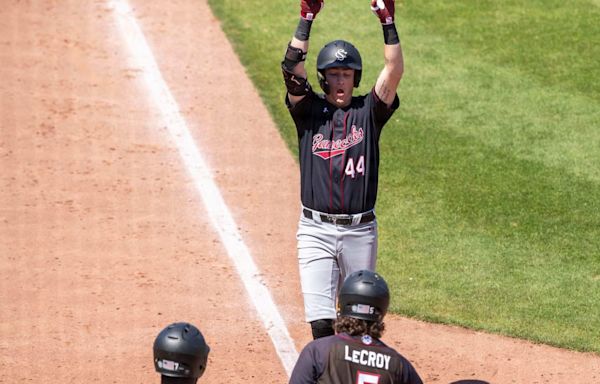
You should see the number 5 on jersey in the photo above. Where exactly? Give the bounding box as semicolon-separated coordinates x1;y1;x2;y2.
345;155;365;178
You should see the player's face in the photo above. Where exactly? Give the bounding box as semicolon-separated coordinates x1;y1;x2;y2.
324;67;354;107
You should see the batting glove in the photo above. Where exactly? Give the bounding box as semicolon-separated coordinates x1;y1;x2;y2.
300;0;324;21
371;0;395;25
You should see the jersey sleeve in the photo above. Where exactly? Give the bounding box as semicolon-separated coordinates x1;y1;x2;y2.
286;89;315;117
288;340;324;384
396;353;423;384
285;91;317;136
369;88;400;128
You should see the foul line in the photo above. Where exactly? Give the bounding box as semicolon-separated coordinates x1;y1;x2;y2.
110;0;299;376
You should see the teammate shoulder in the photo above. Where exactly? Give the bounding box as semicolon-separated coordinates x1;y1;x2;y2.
303;333;339;359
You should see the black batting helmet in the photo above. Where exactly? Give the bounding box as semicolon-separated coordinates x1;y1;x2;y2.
153;322;210;383
338;270;390;322
316;40;362;94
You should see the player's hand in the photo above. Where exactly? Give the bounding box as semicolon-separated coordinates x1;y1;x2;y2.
301;0;324;20
371;0;395;25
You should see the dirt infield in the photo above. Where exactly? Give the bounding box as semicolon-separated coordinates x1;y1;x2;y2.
1;0;599;383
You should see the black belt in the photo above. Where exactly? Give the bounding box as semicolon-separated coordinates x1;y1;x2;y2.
303;209;375;226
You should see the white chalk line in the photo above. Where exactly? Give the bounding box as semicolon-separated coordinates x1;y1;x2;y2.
109;0;299;376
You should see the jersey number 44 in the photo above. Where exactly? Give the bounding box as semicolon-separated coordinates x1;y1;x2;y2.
345;155;365;179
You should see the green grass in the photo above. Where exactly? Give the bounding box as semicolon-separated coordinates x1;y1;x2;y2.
207;0;600;353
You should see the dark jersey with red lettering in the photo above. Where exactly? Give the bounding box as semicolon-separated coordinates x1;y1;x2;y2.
286;89;399;214
289;333;422;384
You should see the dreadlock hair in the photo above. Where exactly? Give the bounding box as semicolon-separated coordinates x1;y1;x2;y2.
334;316;385;339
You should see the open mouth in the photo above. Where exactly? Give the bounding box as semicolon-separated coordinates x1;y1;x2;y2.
336;89;345;98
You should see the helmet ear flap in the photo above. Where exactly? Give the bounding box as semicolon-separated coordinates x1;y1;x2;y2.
317;70;330;94
354;70;362;88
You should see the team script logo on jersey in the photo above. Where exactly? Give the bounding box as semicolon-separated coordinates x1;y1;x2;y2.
312;126;364;160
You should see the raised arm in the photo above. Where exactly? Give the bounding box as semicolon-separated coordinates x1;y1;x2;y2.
282;0;324;106
371;0;404;106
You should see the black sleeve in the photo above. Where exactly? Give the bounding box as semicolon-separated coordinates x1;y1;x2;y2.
286;90;316;134
288;342;321;384
370;88;400;128
399;356;423;384
286;89;314;114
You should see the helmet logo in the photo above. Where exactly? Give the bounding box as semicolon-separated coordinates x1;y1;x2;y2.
335;48;348;61
352;304;375;314
157;359;180;372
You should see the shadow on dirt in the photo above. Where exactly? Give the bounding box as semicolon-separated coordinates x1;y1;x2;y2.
449;381;490;384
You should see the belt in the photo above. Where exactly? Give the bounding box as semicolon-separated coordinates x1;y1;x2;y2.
303;208;375;226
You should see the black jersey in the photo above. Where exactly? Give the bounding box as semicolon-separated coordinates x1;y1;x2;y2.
289;333;422;384
286;89;400;214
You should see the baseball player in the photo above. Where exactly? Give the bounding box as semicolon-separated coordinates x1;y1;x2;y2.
289;270;423;384
153;322;210;384
282;0;404;339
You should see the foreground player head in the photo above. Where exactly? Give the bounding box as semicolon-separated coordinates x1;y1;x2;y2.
316;40;362;108
336;270;390;338
153;322;210;384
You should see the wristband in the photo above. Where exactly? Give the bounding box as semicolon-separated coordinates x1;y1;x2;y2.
294;18;313;41
382;23;400;45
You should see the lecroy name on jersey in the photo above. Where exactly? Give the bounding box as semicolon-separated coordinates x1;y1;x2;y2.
344;345;391;370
